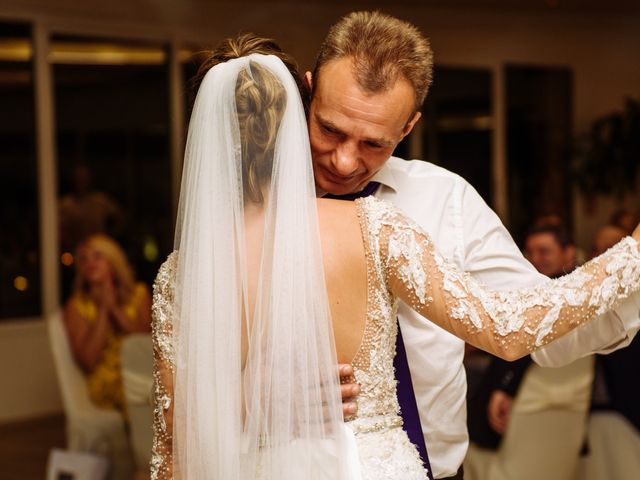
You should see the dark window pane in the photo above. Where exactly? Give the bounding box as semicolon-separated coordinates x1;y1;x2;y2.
54;37;172;300
506;66;573;245
0;23;41;319
421;67;493;206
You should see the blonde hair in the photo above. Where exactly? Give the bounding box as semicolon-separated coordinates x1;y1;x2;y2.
192;33;293;204
314;11;434;109
73;234;136;304
236;63;286;204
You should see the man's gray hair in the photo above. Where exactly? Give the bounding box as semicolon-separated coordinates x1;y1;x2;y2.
313;11;434;109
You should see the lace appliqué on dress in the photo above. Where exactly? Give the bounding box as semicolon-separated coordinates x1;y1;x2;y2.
349;202;428;480
150;252;177;480
357;196;640;358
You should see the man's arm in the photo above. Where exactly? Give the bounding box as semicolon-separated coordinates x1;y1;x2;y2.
489;356;532;397
459;181;640;366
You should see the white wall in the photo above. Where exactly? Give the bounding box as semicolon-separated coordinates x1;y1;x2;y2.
1;0;639;423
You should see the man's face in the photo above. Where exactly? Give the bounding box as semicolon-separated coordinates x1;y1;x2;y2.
525;232;572;278
307;57;420;195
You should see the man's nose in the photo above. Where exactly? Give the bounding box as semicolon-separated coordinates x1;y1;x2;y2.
331;141;360;177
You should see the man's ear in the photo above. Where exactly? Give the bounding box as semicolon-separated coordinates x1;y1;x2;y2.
401;111;422;139
304;71;313;91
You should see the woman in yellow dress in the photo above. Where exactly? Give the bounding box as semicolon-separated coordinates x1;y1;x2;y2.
64;234;152;412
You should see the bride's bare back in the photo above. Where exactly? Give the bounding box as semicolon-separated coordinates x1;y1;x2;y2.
243;198;367;366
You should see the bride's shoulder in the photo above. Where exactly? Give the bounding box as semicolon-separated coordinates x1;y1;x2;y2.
354;197;423;241
153;251;178;302
316;196;410;232
316;198;358;225
152;252;177;361
158;250;178;278
355;196;406;222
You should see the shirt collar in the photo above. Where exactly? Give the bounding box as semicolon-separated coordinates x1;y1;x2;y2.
371;156;399;193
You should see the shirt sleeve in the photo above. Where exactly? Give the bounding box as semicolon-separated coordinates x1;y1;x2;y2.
150;253;177;480
532;292;640;367
489;356;532;396
458;181;544;289
358;197;640;360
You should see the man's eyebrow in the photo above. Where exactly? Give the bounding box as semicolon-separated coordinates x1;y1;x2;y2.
366;136;396;148
315;113;343;134
315;112;395;148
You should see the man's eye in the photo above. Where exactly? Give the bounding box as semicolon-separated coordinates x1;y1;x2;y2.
321;124;338;135
365;141;383;149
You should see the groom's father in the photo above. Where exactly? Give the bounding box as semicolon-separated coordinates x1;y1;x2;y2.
305;11;640;480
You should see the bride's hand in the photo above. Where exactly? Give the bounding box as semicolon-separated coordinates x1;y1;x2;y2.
339;363;360;418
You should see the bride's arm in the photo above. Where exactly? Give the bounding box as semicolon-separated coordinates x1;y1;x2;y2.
150;253;177;480
359;198;640;360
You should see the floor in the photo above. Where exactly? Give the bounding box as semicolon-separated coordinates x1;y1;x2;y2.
0;413;66;480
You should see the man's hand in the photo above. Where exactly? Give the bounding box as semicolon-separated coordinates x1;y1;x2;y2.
339;364;360;418
487;390;513;435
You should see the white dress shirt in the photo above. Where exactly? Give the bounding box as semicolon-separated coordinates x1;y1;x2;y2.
372;156;640;478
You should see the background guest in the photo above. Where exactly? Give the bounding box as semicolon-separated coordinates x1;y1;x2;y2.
63;234;151;413
465;223;593;480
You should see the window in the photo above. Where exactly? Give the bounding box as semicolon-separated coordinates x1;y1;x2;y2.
421;67;493;205
0;23;40;319
506;65;573;244
53;36;173;299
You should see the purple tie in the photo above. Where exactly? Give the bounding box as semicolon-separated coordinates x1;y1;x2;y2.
325;182;434;480
394;321;434;479
323;181;381;201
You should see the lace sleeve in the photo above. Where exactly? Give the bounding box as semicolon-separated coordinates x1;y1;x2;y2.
150;252;177;480
357;197;640;360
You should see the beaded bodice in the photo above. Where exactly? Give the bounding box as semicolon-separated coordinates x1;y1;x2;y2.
149;197;640;480
344;200;401;424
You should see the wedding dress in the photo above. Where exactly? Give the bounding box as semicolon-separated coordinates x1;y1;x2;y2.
150;194;640;480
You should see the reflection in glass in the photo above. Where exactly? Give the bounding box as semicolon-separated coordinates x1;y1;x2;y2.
53;36;172;300
506;65;573;245
0;23;41;319
421;67;493;205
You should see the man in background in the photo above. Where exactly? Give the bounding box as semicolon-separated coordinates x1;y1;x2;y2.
465;225;592;480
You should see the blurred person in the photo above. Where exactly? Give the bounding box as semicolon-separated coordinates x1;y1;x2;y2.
594;224;627;258
532;213;564;228
523;224;576;277
580;224;640;480
611;208;638;236
64;234;151;412
466;225;594;480
597;333;640;435
148;33;640;480
59;163;125;253
308;11;640;480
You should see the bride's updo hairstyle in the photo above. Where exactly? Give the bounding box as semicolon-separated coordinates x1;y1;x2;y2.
235;63;285;204
191;33;306;204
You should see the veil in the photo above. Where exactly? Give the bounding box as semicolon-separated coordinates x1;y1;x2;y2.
171;54;352;479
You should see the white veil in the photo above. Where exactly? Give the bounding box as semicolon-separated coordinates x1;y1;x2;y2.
172;54;351;479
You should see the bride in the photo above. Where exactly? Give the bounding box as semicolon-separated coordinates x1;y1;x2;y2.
150;36;640;480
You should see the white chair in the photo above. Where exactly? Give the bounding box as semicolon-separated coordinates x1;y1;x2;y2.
120;334;154;475
579;411;640;480
465;356;594;480
47;310;134;480
46;448;109;480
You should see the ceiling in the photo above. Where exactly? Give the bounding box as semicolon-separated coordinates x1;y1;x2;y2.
229;0;640;15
